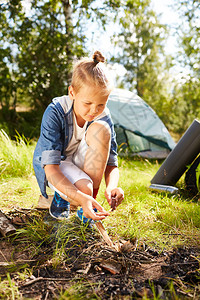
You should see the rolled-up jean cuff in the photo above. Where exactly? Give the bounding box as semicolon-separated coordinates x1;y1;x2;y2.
107;155;118;167
41;150;61;167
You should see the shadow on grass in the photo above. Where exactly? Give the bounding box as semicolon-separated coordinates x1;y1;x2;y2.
177;187;200;202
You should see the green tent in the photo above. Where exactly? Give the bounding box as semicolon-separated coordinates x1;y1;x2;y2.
107;88;176;159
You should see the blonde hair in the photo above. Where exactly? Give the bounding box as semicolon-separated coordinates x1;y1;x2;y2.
71;50;114;95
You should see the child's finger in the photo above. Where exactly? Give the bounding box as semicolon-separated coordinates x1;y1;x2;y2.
96;212;110;216
92;215;107;221
88;210;108;221
92;200;110;216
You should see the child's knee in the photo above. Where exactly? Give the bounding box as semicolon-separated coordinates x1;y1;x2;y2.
74;179;93;196
86;121;111;146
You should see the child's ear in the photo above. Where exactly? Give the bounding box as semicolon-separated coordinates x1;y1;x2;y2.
68;85;75;100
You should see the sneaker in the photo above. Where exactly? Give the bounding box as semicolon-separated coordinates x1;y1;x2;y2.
76;208;97;226
49;192;70;220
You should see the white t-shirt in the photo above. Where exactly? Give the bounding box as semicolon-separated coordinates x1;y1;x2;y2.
65;112;88;156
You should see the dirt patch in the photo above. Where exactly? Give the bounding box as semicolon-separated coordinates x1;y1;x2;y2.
0;210;199;299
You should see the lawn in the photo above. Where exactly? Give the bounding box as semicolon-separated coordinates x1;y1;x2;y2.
0;129;200;299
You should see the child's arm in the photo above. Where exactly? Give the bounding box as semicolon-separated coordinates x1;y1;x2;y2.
104;165;124;210
45;164;109;220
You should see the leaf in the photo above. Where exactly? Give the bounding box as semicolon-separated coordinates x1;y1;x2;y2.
100;259;121;274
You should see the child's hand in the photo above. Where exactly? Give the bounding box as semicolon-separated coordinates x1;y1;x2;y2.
81;196;110;221
105;187;124;211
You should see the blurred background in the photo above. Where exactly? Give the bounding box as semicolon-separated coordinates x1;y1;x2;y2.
0;0;199;140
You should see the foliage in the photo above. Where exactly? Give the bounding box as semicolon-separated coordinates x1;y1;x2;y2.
2;0;81;109
0;2;17;112
1;0;200;134
0;107;43;139
111;0;173;125
177;0;200;77
167;79;200;133
0;0;123;111
168;0;200;133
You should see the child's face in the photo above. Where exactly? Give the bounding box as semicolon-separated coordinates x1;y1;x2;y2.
69;84;109;124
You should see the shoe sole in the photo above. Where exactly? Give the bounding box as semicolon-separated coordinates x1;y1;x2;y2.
49;207;69;220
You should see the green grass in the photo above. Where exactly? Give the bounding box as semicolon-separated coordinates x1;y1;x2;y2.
101;157;200;249
0;274;21;300
0;131;200;299
0;129;35;179
58;280;102;299
0;129;200;248
0;129;39;210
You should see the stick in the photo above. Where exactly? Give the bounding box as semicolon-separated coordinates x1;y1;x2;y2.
0;259;36;267
95;221;116;249
20;277;72;288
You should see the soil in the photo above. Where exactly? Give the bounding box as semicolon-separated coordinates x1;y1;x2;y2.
0;209;200;299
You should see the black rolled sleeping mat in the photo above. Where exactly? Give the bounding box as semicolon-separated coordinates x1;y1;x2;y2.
151;119;200;186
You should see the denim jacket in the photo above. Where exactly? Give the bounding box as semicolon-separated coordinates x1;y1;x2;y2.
33;95;118;198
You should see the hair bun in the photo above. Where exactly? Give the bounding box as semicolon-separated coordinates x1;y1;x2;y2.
93;51;105;64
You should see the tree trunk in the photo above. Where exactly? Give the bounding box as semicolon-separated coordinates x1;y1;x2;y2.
61;0;74;83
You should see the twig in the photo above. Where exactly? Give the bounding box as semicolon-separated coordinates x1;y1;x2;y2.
0;262;12;267
95;221;116;249
44;290;49;300
163;233;183;235
167;261;199;266
13;207;35;214
140;263;168;270
176;289;194;298
137;260;158;264
134;251;156;261
0;260;36;267
68;242;102;268
0;249;8;262
19;277;73;288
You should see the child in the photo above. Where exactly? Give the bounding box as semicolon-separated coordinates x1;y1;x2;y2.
33;50;124;223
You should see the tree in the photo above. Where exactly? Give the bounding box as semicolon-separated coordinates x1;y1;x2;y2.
111;0;173;124
0;1;22;114
169;0;200;133
177;0;200;78
15;0;81;109
1;0;123;110
168;79;200;133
